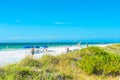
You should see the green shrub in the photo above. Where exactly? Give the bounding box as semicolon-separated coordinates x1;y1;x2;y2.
80;47;109;57
77;47;120;76
0;67;5;79
14;67;34;80
34;72;73;80
40;54;59;66
4;64;38;80
19;56;42;68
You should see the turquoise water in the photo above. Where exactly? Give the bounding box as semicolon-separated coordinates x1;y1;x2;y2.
0;42;77;50
0;41;120;50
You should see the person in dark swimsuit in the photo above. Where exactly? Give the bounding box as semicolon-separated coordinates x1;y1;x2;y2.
31;48;35;56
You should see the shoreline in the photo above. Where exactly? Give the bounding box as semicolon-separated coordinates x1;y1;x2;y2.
0;44;112;66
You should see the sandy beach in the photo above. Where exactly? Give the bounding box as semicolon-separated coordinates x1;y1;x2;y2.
0;44;109;66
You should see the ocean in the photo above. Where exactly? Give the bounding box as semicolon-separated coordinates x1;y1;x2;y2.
0;40;119;50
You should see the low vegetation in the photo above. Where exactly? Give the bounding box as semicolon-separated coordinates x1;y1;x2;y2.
0;44;120;80
103;44;120;54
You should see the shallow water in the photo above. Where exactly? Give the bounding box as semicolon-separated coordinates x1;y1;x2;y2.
0;41;119;50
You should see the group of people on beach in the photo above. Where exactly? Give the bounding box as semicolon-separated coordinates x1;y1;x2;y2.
30;43;88;55
31;48;48;55
31;47;70;55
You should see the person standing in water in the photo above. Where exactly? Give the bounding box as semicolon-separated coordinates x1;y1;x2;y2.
31;48;35;56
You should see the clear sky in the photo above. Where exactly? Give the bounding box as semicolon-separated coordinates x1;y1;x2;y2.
0;0;120;42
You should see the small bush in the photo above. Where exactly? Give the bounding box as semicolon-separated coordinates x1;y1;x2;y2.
0;67;5;79
15;67;34;79
40;54;59;66
80;47;109;57
77;47;120;76
19;56;42;68
34;71;73;80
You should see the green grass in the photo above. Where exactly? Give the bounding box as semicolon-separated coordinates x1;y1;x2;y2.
0;44;120;80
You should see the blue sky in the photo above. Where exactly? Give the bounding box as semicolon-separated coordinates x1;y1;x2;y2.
0;0;120;42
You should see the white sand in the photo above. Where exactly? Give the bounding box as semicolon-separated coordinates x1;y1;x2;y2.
0;44;109;66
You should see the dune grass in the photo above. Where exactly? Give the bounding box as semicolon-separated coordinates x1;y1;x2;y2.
0;44;120;80
103;44;120;55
